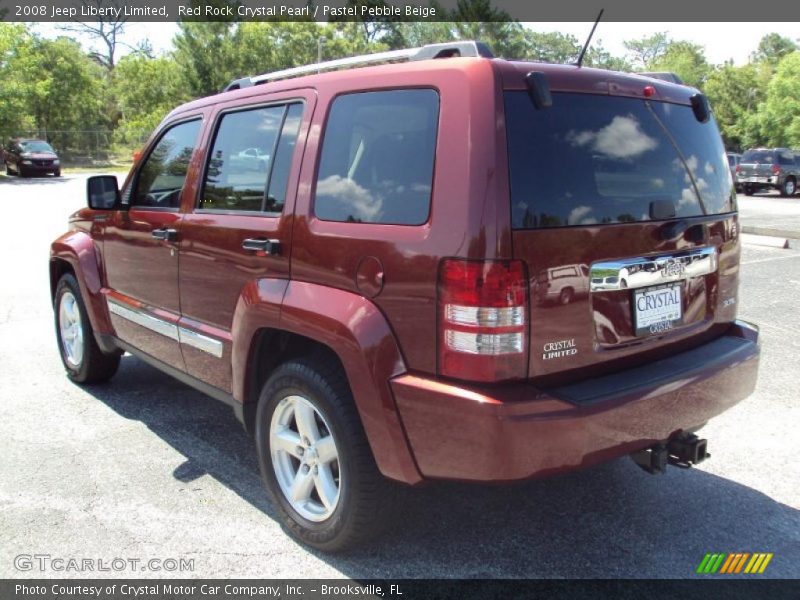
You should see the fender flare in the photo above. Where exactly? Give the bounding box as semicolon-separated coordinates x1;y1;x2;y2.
50;231;113;336
232;279;422;485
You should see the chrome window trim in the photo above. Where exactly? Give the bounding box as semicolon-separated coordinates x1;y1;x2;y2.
589;247;717;292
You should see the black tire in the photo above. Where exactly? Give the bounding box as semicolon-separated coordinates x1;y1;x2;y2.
743;185;754;196
558;287;574;305
780;177;796;197
54;273;120;383
54;169;61;177
255;356;391;551
6;161;16;176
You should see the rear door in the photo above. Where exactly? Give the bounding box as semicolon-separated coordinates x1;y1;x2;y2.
504;91;739;379
177;92;313;392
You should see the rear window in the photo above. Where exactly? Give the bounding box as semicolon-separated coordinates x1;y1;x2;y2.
505;92;735;229
742;150;775;163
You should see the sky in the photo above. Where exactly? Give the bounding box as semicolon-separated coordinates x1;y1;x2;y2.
34;21;800;67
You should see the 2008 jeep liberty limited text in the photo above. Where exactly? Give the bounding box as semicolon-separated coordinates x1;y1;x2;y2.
50;41;760;551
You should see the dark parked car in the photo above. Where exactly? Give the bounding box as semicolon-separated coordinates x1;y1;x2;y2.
49;41;760;551
738;148;799;196
3;138;61;177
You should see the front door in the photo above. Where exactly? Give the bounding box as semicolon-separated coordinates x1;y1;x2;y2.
103;117;203;371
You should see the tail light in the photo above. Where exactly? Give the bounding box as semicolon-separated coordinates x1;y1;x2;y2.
735;164;741;174
438;259;528;382
771;164;781;175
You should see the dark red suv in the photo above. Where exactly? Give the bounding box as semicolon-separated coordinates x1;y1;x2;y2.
49;41;760;551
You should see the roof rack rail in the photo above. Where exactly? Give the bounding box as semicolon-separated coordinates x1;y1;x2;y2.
222;41;493;92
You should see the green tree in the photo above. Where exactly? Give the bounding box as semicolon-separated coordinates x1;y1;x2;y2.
756;51;800;147
752;33;798;66
173;21;238;97
17;36;109;137
649;41;710;88
0;24;34;139
522;31;580;63
624;32;670;69
112;54;189;145
585;41;632;71
704;63;767;149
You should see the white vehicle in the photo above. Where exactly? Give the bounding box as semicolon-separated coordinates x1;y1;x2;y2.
535;264;590;305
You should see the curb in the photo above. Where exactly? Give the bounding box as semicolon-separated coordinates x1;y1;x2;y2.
740;226;798;249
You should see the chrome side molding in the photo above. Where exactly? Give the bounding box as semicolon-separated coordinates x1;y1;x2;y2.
108;299;179;341
589;247;717;292
178;327;224;358
107;298;224;358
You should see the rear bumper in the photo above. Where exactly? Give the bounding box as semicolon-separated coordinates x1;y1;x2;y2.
392;321;760;482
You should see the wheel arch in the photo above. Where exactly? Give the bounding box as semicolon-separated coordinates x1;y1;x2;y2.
232;279;422;485
50;231;113;337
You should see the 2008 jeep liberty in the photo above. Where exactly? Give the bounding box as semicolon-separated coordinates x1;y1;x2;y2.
50;41;760;551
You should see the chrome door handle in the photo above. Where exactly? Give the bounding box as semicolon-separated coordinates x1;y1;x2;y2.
152;228;178;242
242;238;281;255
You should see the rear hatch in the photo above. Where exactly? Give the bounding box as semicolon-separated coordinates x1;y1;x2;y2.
738;149;777;183
504;87;739;380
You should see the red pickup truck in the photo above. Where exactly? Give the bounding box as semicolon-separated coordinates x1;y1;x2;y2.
49;41;760;551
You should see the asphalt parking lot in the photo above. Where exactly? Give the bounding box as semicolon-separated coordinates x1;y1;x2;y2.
0;173;798;579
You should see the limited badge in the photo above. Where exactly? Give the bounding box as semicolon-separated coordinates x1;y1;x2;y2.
542;338;577;360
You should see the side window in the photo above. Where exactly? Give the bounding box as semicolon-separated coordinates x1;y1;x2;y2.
133;120;201;209
201;102;302;213
265;103;303;213
315;89;439;225
779;152;794;166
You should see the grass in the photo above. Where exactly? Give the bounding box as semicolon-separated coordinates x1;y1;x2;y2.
62;163;132;174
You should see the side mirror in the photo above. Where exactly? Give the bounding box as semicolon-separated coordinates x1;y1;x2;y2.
87;175;121;210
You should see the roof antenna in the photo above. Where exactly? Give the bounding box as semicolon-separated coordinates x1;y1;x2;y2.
576;9;604;68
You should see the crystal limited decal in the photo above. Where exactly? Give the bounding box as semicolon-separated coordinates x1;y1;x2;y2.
543;339;577;360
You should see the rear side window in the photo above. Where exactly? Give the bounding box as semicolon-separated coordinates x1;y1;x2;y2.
314;89;439;225
133;119;201;209
201;103;302;213
778;152;795;166
505;92;734;229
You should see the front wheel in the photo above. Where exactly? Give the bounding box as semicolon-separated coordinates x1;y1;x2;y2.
55;273;120;383
255;357;391;551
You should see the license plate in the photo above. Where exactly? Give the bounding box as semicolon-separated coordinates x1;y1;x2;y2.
634;284;682;336
746;177;766;183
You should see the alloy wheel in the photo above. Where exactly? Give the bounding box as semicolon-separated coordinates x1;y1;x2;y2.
269;394;341;522
58;291;84;368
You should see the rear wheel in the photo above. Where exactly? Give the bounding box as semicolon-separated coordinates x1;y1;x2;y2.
558;287;574;305
743;185;754;196
255;356;391;551
781;177;796;197
55;273;120;383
